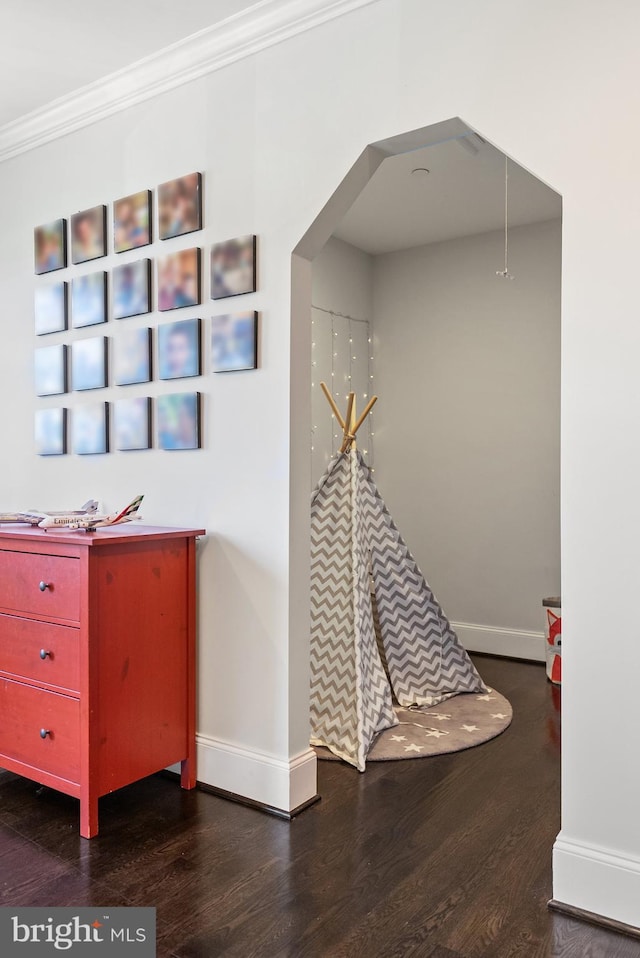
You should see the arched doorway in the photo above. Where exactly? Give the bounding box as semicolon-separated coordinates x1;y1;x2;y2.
292;113;562;770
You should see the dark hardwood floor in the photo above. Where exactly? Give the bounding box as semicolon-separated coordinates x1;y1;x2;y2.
0;656;638;957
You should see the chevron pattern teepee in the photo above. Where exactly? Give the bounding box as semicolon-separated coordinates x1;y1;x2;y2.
310;385;486;771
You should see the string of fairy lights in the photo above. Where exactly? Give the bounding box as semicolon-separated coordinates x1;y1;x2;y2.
311;305;375;476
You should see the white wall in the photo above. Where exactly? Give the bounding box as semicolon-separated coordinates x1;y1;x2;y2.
1;0;640;926
312;236;373;322
373;220;561;659
0;62;311;812
311;237;374;481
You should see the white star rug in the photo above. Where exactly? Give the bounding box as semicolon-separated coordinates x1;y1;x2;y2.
313;688;512;763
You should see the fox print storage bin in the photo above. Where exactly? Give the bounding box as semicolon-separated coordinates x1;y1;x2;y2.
542;596;561;685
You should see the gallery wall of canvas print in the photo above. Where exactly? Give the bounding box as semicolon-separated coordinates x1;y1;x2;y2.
158;173;201;240
157;392;200;450
34;219;67;274
158;248;200;311
211;235;256;300
113;328;151;386
35;407;66;456
158;319;200;380
113;397;151;451
73;402;108;454
35;344;67;396
72;336;107;392
32;170;215;460
113;259;151;319
211;312;258;372
114;190;152;252
71;205;107;264
72;272;107;328
35;282;67;335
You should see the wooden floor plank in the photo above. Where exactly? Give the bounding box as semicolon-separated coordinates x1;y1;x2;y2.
1;656;640;958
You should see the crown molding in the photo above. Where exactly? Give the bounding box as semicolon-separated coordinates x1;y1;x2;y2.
0;0;379;164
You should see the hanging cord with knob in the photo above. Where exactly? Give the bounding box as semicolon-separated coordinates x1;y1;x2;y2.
496;154;514;280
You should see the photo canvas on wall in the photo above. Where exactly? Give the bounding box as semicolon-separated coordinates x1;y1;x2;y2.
210;234;256;300
157;392;200;450
211;311;258;372
71;205;107;264
35;282;67;335
114;189;152;252
34;219;67;275
158;318;200;380
73;402;108;454
35;407;66;456
158;172;201;240
71;272;107;328
71;336;107;391
34;343;67;396
113;327;151;386
112;259;151;319
113;397;151;451
157;248;200;311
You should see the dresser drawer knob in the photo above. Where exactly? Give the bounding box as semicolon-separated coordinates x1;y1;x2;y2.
39;649;52;660
39;581;51;592
40;729;51;739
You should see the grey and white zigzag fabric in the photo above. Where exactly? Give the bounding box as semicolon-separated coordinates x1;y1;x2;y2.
357;452;486;707
310;454;396;771
309;449;485;770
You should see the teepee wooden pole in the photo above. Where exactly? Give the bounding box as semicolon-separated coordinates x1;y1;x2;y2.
340;392;356;453
322;382;375;455
352;395;378;438
350;394;357;451
320;381;345;430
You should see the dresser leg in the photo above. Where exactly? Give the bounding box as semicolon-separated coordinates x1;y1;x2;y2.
80;796;99;838
180;755;196;790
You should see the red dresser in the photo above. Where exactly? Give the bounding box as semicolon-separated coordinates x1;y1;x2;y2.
0;524;204;838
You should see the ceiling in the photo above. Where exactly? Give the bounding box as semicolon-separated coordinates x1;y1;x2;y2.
0;0;259;128
333;136;562;255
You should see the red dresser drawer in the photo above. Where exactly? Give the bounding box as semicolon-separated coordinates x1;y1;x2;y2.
0;614;79;693
0;551;79;621
0;678;79;782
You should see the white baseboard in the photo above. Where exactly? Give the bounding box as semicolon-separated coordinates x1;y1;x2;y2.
554;834;640;928
170;735;317;813
452;621;545;662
